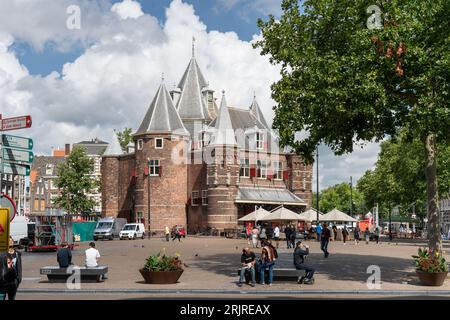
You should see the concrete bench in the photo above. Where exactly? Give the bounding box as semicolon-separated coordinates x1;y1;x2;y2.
237;267;306;283
40;265;108;282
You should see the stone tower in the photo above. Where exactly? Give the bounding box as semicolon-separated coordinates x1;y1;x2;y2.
206;92;239;230
133;82;190;235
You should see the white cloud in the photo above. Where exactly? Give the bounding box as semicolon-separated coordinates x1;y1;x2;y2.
111;0;144;20
0;0;379;188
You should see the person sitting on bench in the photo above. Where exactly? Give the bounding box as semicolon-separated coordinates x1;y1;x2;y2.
85;242;107;280
237;247;256;287
293;241;315;284
57;242;72;268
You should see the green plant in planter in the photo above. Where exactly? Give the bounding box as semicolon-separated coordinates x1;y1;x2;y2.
143;252;183;272
412;248;448;273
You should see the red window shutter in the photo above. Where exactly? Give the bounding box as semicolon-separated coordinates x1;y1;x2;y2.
131;168;136;177
250;167;256;178
158;166;163;177
283;170;289;181
144;167;149;176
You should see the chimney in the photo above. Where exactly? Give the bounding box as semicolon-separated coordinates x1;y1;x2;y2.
65;144;71;155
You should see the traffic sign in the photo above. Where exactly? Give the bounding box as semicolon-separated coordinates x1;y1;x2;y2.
0;193;16;221
3;148;34;163
0;115;32;131
1;134;33;150
1;162;30;176
0;208;10;252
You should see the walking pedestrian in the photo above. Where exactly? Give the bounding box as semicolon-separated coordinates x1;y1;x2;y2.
251;226;259;248
0;254;19;300
289;225;297;249
332;225;338;241
284;225;292;248
259;225;267;242
165;226;170;242
172;226;182;242
316;223;322;242
293;241;315;284
246;224;252;245
320;223;331;258
342;226;349;245
364;227;370;244
273;225;280;249
354;225;360;245
374;226;380;244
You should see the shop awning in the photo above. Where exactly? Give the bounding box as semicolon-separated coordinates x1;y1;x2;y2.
235;187;306;206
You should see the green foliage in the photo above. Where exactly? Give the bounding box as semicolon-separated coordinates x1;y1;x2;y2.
144;252;183;272
116;128;133;152
412;248;448;273
357;132;450;217
313;183;366;214
54;145;98;214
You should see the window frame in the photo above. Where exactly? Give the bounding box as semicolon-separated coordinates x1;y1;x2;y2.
257;159;267;179
191;191;200;206
155;138;164;149
256;132;264;150
202;190;208;206
148;159;160;176
137;139;144;150
273;161;283;180
240;158;250;177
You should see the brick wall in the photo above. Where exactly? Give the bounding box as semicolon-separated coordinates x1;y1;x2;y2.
101;156;119;217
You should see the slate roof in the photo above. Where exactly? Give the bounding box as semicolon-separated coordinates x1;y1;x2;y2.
103;131;124;156
250;97;269;129
74;139;108;156
176;57;211;121
136;83;189;136
235;187;306;206
209;93;237;146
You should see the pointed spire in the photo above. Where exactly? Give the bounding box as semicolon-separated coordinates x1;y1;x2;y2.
192;36;195;57
136;83;189;135
103;130;123;156
250;95;269;129
210;91;236;146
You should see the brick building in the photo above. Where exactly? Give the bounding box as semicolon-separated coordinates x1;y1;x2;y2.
101;52;313;235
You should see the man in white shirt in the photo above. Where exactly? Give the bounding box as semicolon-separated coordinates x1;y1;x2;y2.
273;225;280;249
85;242;100;267
85;242;107;279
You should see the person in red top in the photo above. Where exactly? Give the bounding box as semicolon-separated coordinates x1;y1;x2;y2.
320;223;331;258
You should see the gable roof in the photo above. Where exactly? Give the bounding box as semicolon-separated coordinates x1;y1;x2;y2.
136;83;189;136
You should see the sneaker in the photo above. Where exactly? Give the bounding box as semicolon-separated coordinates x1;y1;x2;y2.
297;276;305;284
303;278;314;285
269;283;272;286
250;282;255;287
260;282;265;285
237;282;243;287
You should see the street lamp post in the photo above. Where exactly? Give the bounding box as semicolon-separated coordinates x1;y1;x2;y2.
316;146;319;223
350;176;353;217
147;159;151;239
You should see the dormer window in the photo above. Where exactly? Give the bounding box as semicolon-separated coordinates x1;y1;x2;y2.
256;132;264;150
45;164;53;175
155;138;163;149
137;139;143;150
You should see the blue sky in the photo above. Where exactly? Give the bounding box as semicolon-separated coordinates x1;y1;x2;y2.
15;0;279;76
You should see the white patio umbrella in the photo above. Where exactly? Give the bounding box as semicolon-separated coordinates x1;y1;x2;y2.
321;208;358;222
297;208;324;222
238;207;272;222
263;206;301;221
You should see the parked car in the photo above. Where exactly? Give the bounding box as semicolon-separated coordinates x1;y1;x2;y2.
119;223;145;240
93;217;127;240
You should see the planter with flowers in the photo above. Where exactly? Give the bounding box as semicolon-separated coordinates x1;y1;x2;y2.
412;248;448;286
139;252;184;284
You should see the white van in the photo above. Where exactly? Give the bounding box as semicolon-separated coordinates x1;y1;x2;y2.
10;215;28;247
93;217;127;241
119;223;145;240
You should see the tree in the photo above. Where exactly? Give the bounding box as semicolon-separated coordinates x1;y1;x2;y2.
54;145;97;214
313;183;366;215
357;132;450;219
116;128;133;152
256;0;449;254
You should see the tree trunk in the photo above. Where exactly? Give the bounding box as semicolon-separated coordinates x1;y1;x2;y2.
424;133;441;255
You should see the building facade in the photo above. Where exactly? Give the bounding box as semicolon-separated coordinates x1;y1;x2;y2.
101;52;313;235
